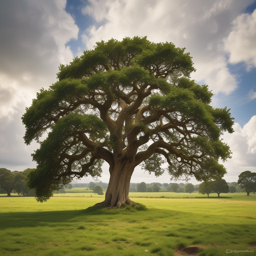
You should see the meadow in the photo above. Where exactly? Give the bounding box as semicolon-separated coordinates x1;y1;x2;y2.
0;192;256;256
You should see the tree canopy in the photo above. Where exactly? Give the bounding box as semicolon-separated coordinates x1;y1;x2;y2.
0;168;14;196
171;183;179;192
22;36;234;207
93;185;104;195
199;181;212;197
185;183;194;194
238;171;256;196
211;179;229;197
0;168;35;196
137;182;147;192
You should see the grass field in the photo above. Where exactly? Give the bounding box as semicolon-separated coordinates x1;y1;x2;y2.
0;192;256;256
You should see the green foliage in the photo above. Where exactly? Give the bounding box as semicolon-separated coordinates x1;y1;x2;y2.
22;36;234;202
0;168;14;196
152;184;161;192
93;185;104;195
141;153;165;177
89;182;96;190
166;184;172;192
185;183;195;194
199;182;212;197
146;186;153;192
171;183;179;192
179;187;184;193
229;185;237;193
0;168;35;196
146;184;161;192
238;171;256;196
211;179;229;197
137;182;147;192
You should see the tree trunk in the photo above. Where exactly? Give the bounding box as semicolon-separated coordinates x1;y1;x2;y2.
96;160;135;208
247;191;250;196
217;193;220;197
7;191;11;196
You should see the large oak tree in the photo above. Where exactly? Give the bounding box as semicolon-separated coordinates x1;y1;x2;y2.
22;37;233;207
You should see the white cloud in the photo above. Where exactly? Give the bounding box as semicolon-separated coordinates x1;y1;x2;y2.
81;0;254;95
243;116;256;154
221;117;256;181
0;0;79;118
224;9;256;69
249;89;256;100
0;0;79;170
0;102;38;171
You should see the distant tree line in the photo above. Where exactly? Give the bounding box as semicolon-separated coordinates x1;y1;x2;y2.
0;168;74;196
0;168;35;196
2;168;253;197
72;182;108;189
199;179;229;197
198;171;256;197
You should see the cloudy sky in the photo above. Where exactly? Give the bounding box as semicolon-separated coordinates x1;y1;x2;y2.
0;0;256;184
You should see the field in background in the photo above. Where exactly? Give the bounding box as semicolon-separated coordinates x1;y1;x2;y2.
0;193;256;256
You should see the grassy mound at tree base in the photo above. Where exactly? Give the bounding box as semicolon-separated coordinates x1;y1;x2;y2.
119;202;148;211
87;202;148;213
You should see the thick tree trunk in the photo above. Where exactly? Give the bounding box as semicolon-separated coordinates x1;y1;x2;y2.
247;191;250;196
96;160;134;208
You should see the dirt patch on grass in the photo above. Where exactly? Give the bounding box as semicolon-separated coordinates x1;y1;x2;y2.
175;246;200;256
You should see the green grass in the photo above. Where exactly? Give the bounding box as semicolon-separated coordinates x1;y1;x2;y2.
0;193;256;255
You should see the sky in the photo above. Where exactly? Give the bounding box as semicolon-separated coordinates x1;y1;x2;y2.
0;0;256;185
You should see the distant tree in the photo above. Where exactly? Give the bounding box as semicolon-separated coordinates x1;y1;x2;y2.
194;185;199;191
163;183;168;188
236;185;244;193
166;185;172;192
89;182;96;191
0;168;15;196
152;184;160;192
93;185;104;195
211;179;229;197
185;183;195;194
238;171;256;196
179;187;184;193
146;186;153;192
14;172;26;195
229;185;236;193
13;169;35;196
137;182;147;192
171;183;179;192
129;183;136;192
199;181;212;197
129;187;136;192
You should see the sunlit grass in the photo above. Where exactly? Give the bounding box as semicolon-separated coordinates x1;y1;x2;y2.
0;193;256;255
